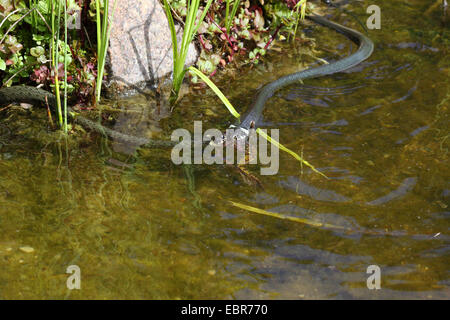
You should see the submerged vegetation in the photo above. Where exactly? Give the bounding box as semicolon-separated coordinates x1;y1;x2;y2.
1;0;311;115
163;0;312;101
94;0;115;102
188;65;326;177
0;0;322;173
163;0;214;102
163;0;321;175
0;0;449;300
0;1;119;126
1;0;324;175
165;0;312;81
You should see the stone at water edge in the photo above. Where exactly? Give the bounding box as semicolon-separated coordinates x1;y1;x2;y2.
106;0;199;96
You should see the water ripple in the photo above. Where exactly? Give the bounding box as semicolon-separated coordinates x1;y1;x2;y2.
280;176;351;203
367;177;418;206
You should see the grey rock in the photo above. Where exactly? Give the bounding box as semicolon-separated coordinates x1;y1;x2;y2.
106;0;198;96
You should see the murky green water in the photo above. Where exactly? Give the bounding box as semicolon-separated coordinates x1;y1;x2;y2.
0;0;448;299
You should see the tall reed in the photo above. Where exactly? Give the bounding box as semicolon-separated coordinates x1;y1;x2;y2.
162;0;213;103
29;0;38;30
95;0;116;102
63;0;68;132
292;0;307;42
50;0;64;130
225;0;240;34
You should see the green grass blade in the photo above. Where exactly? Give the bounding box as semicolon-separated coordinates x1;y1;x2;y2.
63;0;68;132
256;128;328;178
188;66;240;119
54;0;63;128
188;66;326;179
180;0;197;56
226;0;240;33
166;0;213;100
95;0;102;47
192;0;214;37
96;0;117;102
162;0;178;63
229;200;346;230
101;0;109;55
293;0;307;40
101;0;116;68
225;0;230;31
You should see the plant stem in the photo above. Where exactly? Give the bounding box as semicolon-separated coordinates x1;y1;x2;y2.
63;0;68;133
163;0;213;103
96;0;116;102
53;0;63;129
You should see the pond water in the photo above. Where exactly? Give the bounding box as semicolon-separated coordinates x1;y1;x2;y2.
0;0;448;299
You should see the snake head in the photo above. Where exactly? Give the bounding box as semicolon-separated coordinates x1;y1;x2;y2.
227;125;250;144
207;124;251;150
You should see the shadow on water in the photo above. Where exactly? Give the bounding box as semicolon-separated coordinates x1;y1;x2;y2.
0;0;448;299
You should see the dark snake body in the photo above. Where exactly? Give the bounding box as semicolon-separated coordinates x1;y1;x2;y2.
0;85;175;148
0;14;373;147
237;14;374;131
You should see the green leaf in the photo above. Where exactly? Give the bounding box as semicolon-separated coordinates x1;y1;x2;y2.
229;201;344;230
30;46;45;57
256;128;328;179
37;54;47;63
32;34;47;41
188;66;241;119
37;0;49;14
0;58;5;70
8;14;22;22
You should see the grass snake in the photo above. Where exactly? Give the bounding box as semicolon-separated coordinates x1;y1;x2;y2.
0;13;373;148
236;13;374;132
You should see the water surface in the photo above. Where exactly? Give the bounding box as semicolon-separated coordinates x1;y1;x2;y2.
0;0;448;299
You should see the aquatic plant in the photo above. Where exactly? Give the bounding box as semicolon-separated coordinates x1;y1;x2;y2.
51;0;64;130
224;0;240;34
162;0;214;103
265;0;308;40
166;0;310;78
50;0;79;131
188;66;326;178
0;1;113;131
292;0;307;41
94;0;116;102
